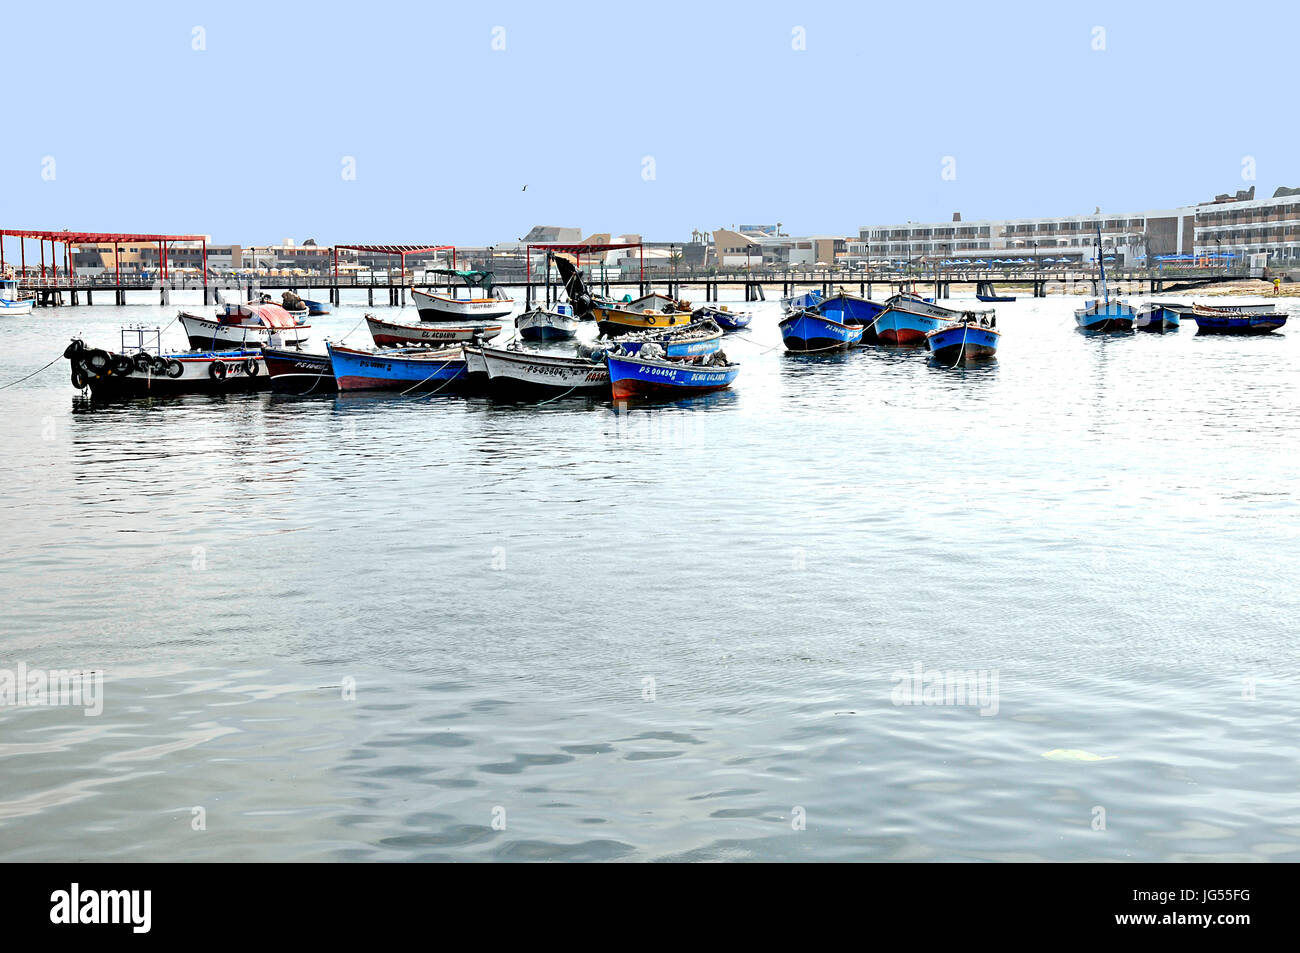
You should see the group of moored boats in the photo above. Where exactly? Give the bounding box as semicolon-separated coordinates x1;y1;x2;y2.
777;287;1002;363
1075;298;1287;334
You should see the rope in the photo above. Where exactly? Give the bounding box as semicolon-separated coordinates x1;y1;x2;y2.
399;354;461;397
0;352;64;390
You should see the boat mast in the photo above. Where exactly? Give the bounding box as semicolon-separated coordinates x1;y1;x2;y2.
1095;221;1109;305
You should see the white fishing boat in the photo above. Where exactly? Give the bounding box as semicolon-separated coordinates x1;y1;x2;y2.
0;279;34;316
469;342;610;398
178;303;309;349
412;268;514;321
366;313;502;347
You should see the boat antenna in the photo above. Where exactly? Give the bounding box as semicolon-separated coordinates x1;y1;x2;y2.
1095;221;1109;304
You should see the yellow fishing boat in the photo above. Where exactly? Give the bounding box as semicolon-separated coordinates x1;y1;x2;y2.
593;293;693;335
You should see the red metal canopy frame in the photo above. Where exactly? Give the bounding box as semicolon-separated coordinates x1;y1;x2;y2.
0;229;207;286
332;245;456;287
527;242;644;282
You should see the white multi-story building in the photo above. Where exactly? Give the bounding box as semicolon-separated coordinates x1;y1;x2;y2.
1193;188;1300;264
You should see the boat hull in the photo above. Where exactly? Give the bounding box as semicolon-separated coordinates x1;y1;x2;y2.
366;314;501;347
1193;313;1287;334
925;324;1000;362
411;288;514;322
0;298;35;316
606;355;738;401
617;325;723;360
70;347;268;398
1074;301;1136;332
815;294;885;343
592;303;694;336
261;346;336;393
692;306;751;332
874;306;950;345
476;346;609;398
515;307;580;342
327;343;469;392
779;312;865;352
1135;305;1181;331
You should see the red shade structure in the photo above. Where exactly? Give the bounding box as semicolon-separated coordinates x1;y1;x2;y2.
0;229;208;288
526;242;644;282
331;245;456;287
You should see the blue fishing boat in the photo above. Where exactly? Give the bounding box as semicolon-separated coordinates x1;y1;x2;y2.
615;320;723;360
1074;224;1135;331
780;288;824;311
326;342;468;392
814;291;886;343
874;295;978;345
1191;303;1286;334
1134;303;1183;332
692;305;751;332
301;298;330;316
778;310;865;352
925;315;1000;363
607;350;739;401
976;293;1016;303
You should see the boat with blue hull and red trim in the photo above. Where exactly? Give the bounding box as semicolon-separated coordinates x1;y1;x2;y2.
874;295;983;346
779;310;865;352
1192;303;1287;334
925;316;1000;364
606;350;739;402
326;342;469;392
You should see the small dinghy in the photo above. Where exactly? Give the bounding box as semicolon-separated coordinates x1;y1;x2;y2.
515;303;580;341
326;342;469;392
692;305;751;332
1191;303;1287;334
924;313;1000;364
366;313;502;347
65;332;267;399
300;298;330;316
778;309;865;352
1134;303;1184;332
606;344;739;402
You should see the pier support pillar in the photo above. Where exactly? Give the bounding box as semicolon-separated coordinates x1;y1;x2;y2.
368;287;374;306
160;287;170;306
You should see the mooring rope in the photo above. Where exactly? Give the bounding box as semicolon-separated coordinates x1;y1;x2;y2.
0;352;64;390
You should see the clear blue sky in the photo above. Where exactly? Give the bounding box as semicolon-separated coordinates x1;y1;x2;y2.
3;0;1296;245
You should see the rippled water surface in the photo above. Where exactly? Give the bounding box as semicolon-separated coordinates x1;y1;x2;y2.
2;290;1298;861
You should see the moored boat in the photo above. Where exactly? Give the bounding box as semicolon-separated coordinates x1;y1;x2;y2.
301;297;330;316
779;288;823;311
606;347;739;402
874;295;981;345
924;315;1000;363
1134;303;1183;332
1191;304;1287;334
412;269;514;321
365;313;502;347
180;303;308;349
813;290;887;343
516;303;579;341
692;305;751;332
612;319;723;360
326;342;469;392
778;309;865;352
470;343;610;399
0;279;34;315
65;337;267;398
261;345;335;393
1074;299;1136;331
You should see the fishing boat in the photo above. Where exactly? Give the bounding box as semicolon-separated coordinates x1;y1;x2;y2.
591;293;694;336
365;313;502;347
692;305;751;332
326;342;469;392
814;290;887;342
1074;224;1135;331
65;335;267;399
924;314;1000;363
779;288;823;311
515;302;579;341
261;345;335;393
1191;304;1287;334
179;303;309;349
606;347;739;402
778;309;865;352
411;269;514;321
0;279;34;315
611;320;723;360
874;294;984;345
1134;303;1184;332
300;298;330;316
976;293;1016;303
469;343;610;399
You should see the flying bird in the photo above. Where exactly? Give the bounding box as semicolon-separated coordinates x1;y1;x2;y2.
522;185;528;192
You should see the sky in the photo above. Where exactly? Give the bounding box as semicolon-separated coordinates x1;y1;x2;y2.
3;0;1297;246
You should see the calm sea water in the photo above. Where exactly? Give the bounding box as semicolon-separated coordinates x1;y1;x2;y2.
1;290;1298;862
